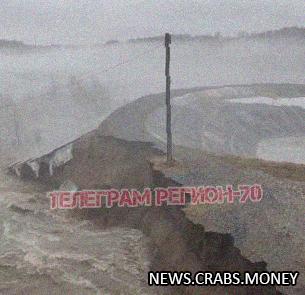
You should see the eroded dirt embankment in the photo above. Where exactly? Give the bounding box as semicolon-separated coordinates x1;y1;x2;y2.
33;133;280;294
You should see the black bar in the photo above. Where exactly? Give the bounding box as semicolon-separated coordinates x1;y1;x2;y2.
165;33;172;162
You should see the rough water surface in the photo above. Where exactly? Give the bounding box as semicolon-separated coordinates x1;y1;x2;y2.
0;170;157;295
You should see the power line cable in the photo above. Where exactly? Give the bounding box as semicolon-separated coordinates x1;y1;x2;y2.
100;43;162;74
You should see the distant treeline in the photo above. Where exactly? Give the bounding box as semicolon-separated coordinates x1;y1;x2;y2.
0;39;62;50
127;33;227;43
0;39;31;48
240;26;305;40
1;26;304;49
127;26;305;44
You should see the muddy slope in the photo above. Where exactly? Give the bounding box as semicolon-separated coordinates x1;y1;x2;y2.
41;133;279;294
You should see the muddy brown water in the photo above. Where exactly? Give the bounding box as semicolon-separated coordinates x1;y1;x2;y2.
31;134;280;295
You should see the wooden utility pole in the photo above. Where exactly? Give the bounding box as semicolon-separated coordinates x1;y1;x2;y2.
165;33;172;162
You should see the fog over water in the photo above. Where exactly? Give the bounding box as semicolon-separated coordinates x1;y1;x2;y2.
1;1;304;162
2;39;305;105
1;38;305;164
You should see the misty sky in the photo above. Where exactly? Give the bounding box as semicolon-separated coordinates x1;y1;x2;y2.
1;0;304;45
